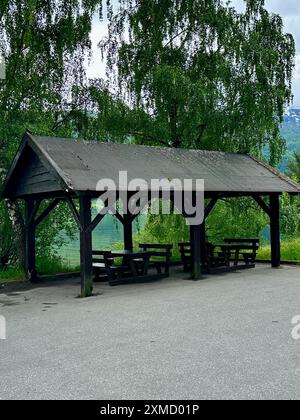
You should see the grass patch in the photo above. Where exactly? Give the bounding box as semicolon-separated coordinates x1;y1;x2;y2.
0;256;80;284
36;256;80;275
0;267;25;282
258;237;300;262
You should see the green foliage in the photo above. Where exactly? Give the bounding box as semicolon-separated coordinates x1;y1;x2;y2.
280;193;300;238
287;152;300;182
0;200;15;268
35;202;77;260
0;255;79;282
36;255;80;275
0;1;106;267
135;198;269;261
0;267;25;281
134;212;189;260
279;155;300;238
103;0;295;164
206;198;269;242
280;122;300;171
258;237;300;262
0;0;105;158
0;1;298;271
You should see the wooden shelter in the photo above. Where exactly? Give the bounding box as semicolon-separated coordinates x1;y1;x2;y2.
2;131;300;296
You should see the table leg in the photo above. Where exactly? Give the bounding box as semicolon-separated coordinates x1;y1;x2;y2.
128;258;138;276
225;250;230;267
143;256;150;276
234;249;239;266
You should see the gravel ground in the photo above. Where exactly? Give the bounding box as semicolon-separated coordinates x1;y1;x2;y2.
1;264;300;400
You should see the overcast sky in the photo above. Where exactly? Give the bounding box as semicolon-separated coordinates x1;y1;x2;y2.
87;0;300;106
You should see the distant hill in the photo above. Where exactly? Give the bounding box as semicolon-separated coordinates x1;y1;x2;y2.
280;107;300;170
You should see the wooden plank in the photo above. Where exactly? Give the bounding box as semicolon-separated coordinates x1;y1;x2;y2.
19;171;57;185
109;273;165;287
24;166;49;177
207;264;255;274
15;179;61;196
26;133;70;192
12;149;61;197
139;244;172;250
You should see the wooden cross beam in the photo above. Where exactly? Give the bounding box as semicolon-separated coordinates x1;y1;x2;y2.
65;197;81;229
115;211;125;224
204;196;219;220
34;198;61;228
252;195;271;217
87;212;105;233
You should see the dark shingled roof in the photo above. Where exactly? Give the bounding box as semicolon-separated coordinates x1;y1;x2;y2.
2;132;300;198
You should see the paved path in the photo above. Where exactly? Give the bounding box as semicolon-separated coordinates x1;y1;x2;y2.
1;264;300;400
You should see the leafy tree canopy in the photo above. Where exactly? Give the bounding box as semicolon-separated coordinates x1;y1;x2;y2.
0;0;106;268
0;0;106;164
287;152;300;183
102;0;295;164
0;0;297;269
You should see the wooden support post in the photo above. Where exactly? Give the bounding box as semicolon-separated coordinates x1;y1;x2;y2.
79;195;93;297
25;199;37;282
123;214;133;251
190;223;202;280
270;194;281;268
199;220;206;261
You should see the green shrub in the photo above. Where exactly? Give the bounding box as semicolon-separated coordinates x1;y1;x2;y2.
133;213;189;260
36;255;80;274
0;267;25;282
258;237;300;262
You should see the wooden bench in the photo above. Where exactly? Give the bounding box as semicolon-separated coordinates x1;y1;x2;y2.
178;242;227;274
92;251;131;284
223;238;260;267
139;244;173;276
178;242;191;272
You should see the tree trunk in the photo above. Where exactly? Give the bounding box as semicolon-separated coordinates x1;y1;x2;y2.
170;101;181;148
5;199;26;270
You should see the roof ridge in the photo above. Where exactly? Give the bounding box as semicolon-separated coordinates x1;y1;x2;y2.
33;135;231;155
247;154;300;192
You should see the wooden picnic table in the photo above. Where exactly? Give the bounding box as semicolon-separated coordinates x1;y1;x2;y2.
110;250;152;277
214;243;257;267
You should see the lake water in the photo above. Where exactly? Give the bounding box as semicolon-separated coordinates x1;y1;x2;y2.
58;214;145;267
